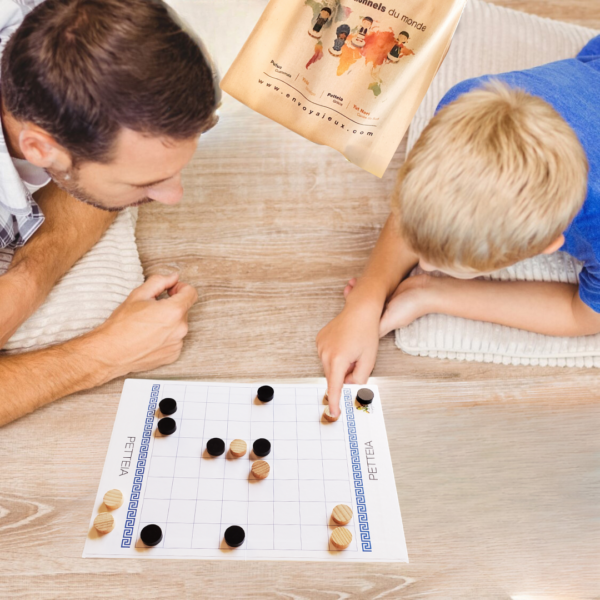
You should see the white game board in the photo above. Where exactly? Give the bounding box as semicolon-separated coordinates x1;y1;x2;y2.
83;379;408;562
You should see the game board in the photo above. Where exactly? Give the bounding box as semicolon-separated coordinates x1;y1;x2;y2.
83;379;408;562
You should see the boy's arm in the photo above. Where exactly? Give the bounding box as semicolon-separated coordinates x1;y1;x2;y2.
383;275;600;337
317;212;418;418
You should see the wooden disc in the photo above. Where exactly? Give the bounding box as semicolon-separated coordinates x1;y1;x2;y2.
94;512;115;534
323;406;339;422
331;504;353;526
103;489;123;510
330;527;352;550
230;439;247;458
251;460;270;480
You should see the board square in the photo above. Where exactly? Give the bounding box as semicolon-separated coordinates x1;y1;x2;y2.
194;500;223;524
171;477;199;500
272;439;297;459
197;478;224;501
273;459;299;480
167;500;196;523
183;403;207;420
184;386;208;403
248;502;274;525
164;523;193;549
299;502;327;526
274;501;300;525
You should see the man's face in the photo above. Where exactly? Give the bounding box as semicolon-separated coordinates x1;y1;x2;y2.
398;34;408;44
362;19;372;30
320;9;329;18
47;129;200;211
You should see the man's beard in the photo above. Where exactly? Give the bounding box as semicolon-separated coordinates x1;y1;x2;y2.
46;167;153;212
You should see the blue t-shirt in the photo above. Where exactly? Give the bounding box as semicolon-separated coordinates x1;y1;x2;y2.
437;35;600;312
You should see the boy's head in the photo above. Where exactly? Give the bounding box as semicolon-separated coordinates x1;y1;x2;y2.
362;17;373;28
320;8;332;17
398;31;409;43
392;81;588;275
1;0;219;210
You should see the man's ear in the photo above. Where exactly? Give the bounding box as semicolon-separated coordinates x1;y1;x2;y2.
542;234;566;255
18;126;71;170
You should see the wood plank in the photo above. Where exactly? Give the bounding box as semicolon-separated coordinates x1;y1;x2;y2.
2;2;599;598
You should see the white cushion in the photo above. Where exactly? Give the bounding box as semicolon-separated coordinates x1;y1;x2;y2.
1;208;143;352
395;0;600;367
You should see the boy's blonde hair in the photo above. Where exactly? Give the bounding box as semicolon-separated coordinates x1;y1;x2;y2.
393;81;589;272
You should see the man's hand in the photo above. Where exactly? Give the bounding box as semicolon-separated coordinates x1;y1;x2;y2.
0;272;198;426
86;272;198;382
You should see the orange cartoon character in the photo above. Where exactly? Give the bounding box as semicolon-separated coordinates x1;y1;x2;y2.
387;30;414;63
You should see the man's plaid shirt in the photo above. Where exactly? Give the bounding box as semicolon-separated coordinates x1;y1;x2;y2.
0;0;47;249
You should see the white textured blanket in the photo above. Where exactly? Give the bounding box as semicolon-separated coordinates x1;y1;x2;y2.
395;0;600;367
1;208;143;352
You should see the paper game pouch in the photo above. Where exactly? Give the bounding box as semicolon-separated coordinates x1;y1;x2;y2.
221;0;466;177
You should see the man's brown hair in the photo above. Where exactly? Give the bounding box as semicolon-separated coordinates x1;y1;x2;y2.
1;0;219;163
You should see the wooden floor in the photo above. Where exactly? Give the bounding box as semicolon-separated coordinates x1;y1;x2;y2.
1;1;599;598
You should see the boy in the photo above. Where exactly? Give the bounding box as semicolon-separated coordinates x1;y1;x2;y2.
318;35;600;418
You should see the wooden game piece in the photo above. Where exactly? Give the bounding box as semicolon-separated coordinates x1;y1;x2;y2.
252;438;271;457
323;406;339;422
140;524;163;547
159;397;177;415
230;439;247;458
251;460;270;479
93;512;115;534
224;525;245;548
257;385;274;402
157;417;177;435
331;504;353;526
356;388;374;406
330;527;352;550
207;438;225;456
323;390;329;403
103;489;123;510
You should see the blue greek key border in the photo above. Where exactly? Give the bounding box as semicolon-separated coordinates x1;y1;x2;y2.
121;383;160;548
344;388;372;552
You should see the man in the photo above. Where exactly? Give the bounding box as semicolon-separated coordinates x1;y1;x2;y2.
0;0;220;425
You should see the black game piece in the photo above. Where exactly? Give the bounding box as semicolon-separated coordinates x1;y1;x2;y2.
140;524;163;547
206;437;225;457
224;525;245;548
253;438;271;458
157;417;177;435
257;385;274;403
159;397;177;415
356;388;374;406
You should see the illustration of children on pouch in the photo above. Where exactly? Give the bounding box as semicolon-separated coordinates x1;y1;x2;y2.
351;16;372;48
329;24;350;56
387;31;414;62
308;7;332;39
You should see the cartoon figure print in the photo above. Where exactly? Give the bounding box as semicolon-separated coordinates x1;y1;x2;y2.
387;30;415;63
329;24;350;56
351;16;373;48
308;7;332;39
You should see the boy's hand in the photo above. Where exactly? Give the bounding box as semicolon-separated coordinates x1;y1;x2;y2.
379;274;434;336
317;294;382;419
86;272;198;382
